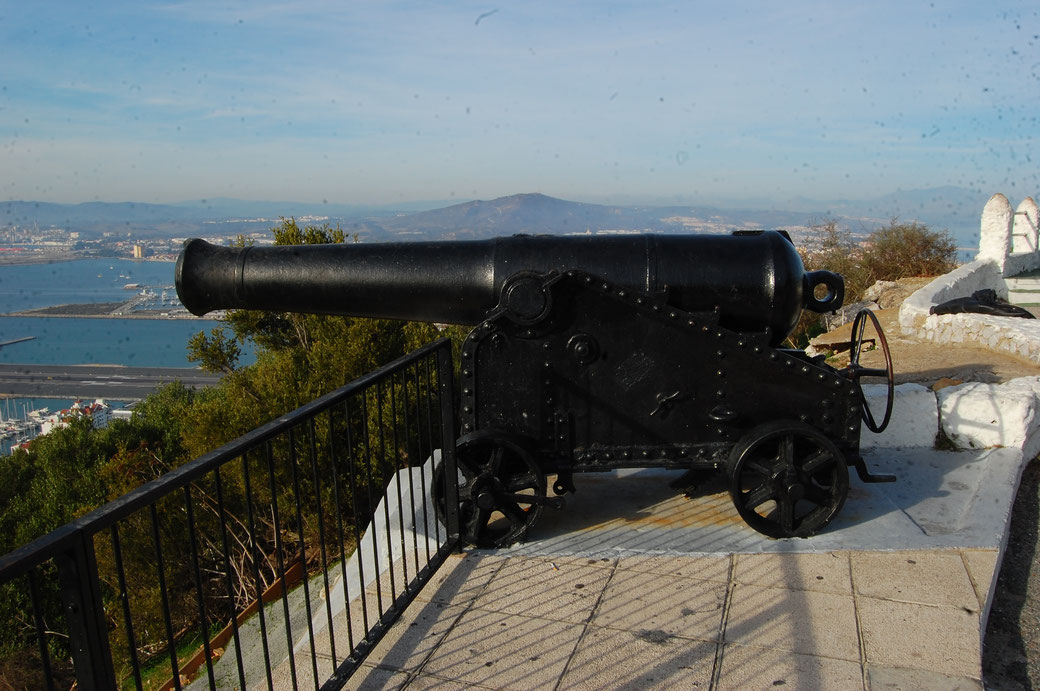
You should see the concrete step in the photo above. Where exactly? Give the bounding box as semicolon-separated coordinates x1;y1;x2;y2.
1006;277;1040;291
1009;289;1040;305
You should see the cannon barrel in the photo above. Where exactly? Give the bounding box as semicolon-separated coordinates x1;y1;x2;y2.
175;231;842;344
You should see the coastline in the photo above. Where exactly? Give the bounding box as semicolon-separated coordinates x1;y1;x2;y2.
1;311;214;320
1;303;220;320
0;253;176;267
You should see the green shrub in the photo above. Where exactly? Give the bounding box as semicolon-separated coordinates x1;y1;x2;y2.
788;218;958;347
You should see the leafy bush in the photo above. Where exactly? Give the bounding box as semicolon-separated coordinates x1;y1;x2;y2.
788;219;958;347
859;221;958;284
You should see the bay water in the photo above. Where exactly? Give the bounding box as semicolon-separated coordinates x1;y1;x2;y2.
0;258;237;449
0;258;240;368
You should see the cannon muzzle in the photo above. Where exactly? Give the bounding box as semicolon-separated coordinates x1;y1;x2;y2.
175;231;842;344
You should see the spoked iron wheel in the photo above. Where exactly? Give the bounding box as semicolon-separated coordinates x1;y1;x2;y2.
843;308;894;433
434;430;549;548
726;421;849;539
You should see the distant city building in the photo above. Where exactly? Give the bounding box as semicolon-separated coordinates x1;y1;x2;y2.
38;399;112;436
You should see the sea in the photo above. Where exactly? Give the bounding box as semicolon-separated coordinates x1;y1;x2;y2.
0;258;249;427
0;256;249;451
0;258;231;368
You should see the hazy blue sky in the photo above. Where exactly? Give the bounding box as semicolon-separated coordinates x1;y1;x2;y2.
1;1;1037;205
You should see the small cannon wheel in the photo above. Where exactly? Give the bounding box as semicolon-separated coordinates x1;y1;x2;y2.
844;309;894;433
434;430;547;548
726;421;849;539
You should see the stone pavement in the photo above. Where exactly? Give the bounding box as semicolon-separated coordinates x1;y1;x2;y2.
346;549;990;690
332;444;1023;690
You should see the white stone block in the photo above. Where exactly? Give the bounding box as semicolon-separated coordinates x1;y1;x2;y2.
938;379;1040;450
979;193;1013;270
861;383;938;448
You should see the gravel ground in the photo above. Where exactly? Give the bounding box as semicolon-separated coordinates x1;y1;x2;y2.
984;456;1040;689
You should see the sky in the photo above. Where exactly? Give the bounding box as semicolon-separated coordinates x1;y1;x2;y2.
1;1;1037;206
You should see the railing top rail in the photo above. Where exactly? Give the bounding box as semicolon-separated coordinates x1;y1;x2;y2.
0;337;451;582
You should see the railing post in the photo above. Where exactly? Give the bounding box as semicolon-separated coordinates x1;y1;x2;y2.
436;343;461;544
55;532;116;690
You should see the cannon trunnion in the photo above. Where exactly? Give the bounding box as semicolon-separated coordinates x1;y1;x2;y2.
176;231;894;548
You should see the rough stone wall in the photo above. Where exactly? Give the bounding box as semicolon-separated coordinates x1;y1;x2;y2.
898;259;1007;329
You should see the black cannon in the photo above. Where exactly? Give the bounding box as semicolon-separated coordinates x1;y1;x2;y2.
176;231;895;546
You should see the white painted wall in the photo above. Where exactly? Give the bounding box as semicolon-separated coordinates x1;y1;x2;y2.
898;192;1040;364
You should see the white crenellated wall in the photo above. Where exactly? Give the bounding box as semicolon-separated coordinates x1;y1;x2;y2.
979;194;1040;275
898;193;1040;362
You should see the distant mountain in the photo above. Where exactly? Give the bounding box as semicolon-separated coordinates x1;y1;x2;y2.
359;192;850;241
168;197;448;219
0;186;994;245
0;198;451;237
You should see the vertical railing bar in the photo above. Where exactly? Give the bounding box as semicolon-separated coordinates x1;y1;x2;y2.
149;502;181;690
344;397;370;638
414;358;432;563
359;388;383;617
27;570;56;691
241;451;275;691
423;356;442;547
183;484;216;689
307;416;338;668
401;363;421;576
264;438;300;691
109;524;143;691
213;466;248;691
327;404;356;653
437;344;461;543
375;380;397;603
388;372;409;589
287;426;320;690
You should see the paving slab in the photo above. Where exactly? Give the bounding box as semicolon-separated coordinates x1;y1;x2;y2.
470;559;611;625
559;627;717;689
856;595;981;677
418;607;584;690
723;583;860;662
866;665;984;691
717;644;864;690
850;551;979;610
733;552;852;594
590;568;727;641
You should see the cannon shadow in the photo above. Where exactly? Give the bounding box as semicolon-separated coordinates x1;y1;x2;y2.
507;445;1017;556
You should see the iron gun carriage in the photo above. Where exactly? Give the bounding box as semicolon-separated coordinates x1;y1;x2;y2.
176;231;894;547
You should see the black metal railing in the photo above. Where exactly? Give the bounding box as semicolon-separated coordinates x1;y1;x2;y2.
0;338;459;690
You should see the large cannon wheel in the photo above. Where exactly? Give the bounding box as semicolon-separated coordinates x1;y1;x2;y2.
726;421;849;538
434;430;549;548
844;309;894;433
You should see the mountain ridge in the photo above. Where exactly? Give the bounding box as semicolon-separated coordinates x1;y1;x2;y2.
1;187;991;244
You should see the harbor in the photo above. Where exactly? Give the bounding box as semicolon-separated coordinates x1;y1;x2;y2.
0;364;223;455
0;397;120;456
2;283;208;319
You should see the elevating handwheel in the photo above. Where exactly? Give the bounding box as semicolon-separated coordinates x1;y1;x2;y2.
843;309;894;433
726;421;849;539
434;430;550;548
